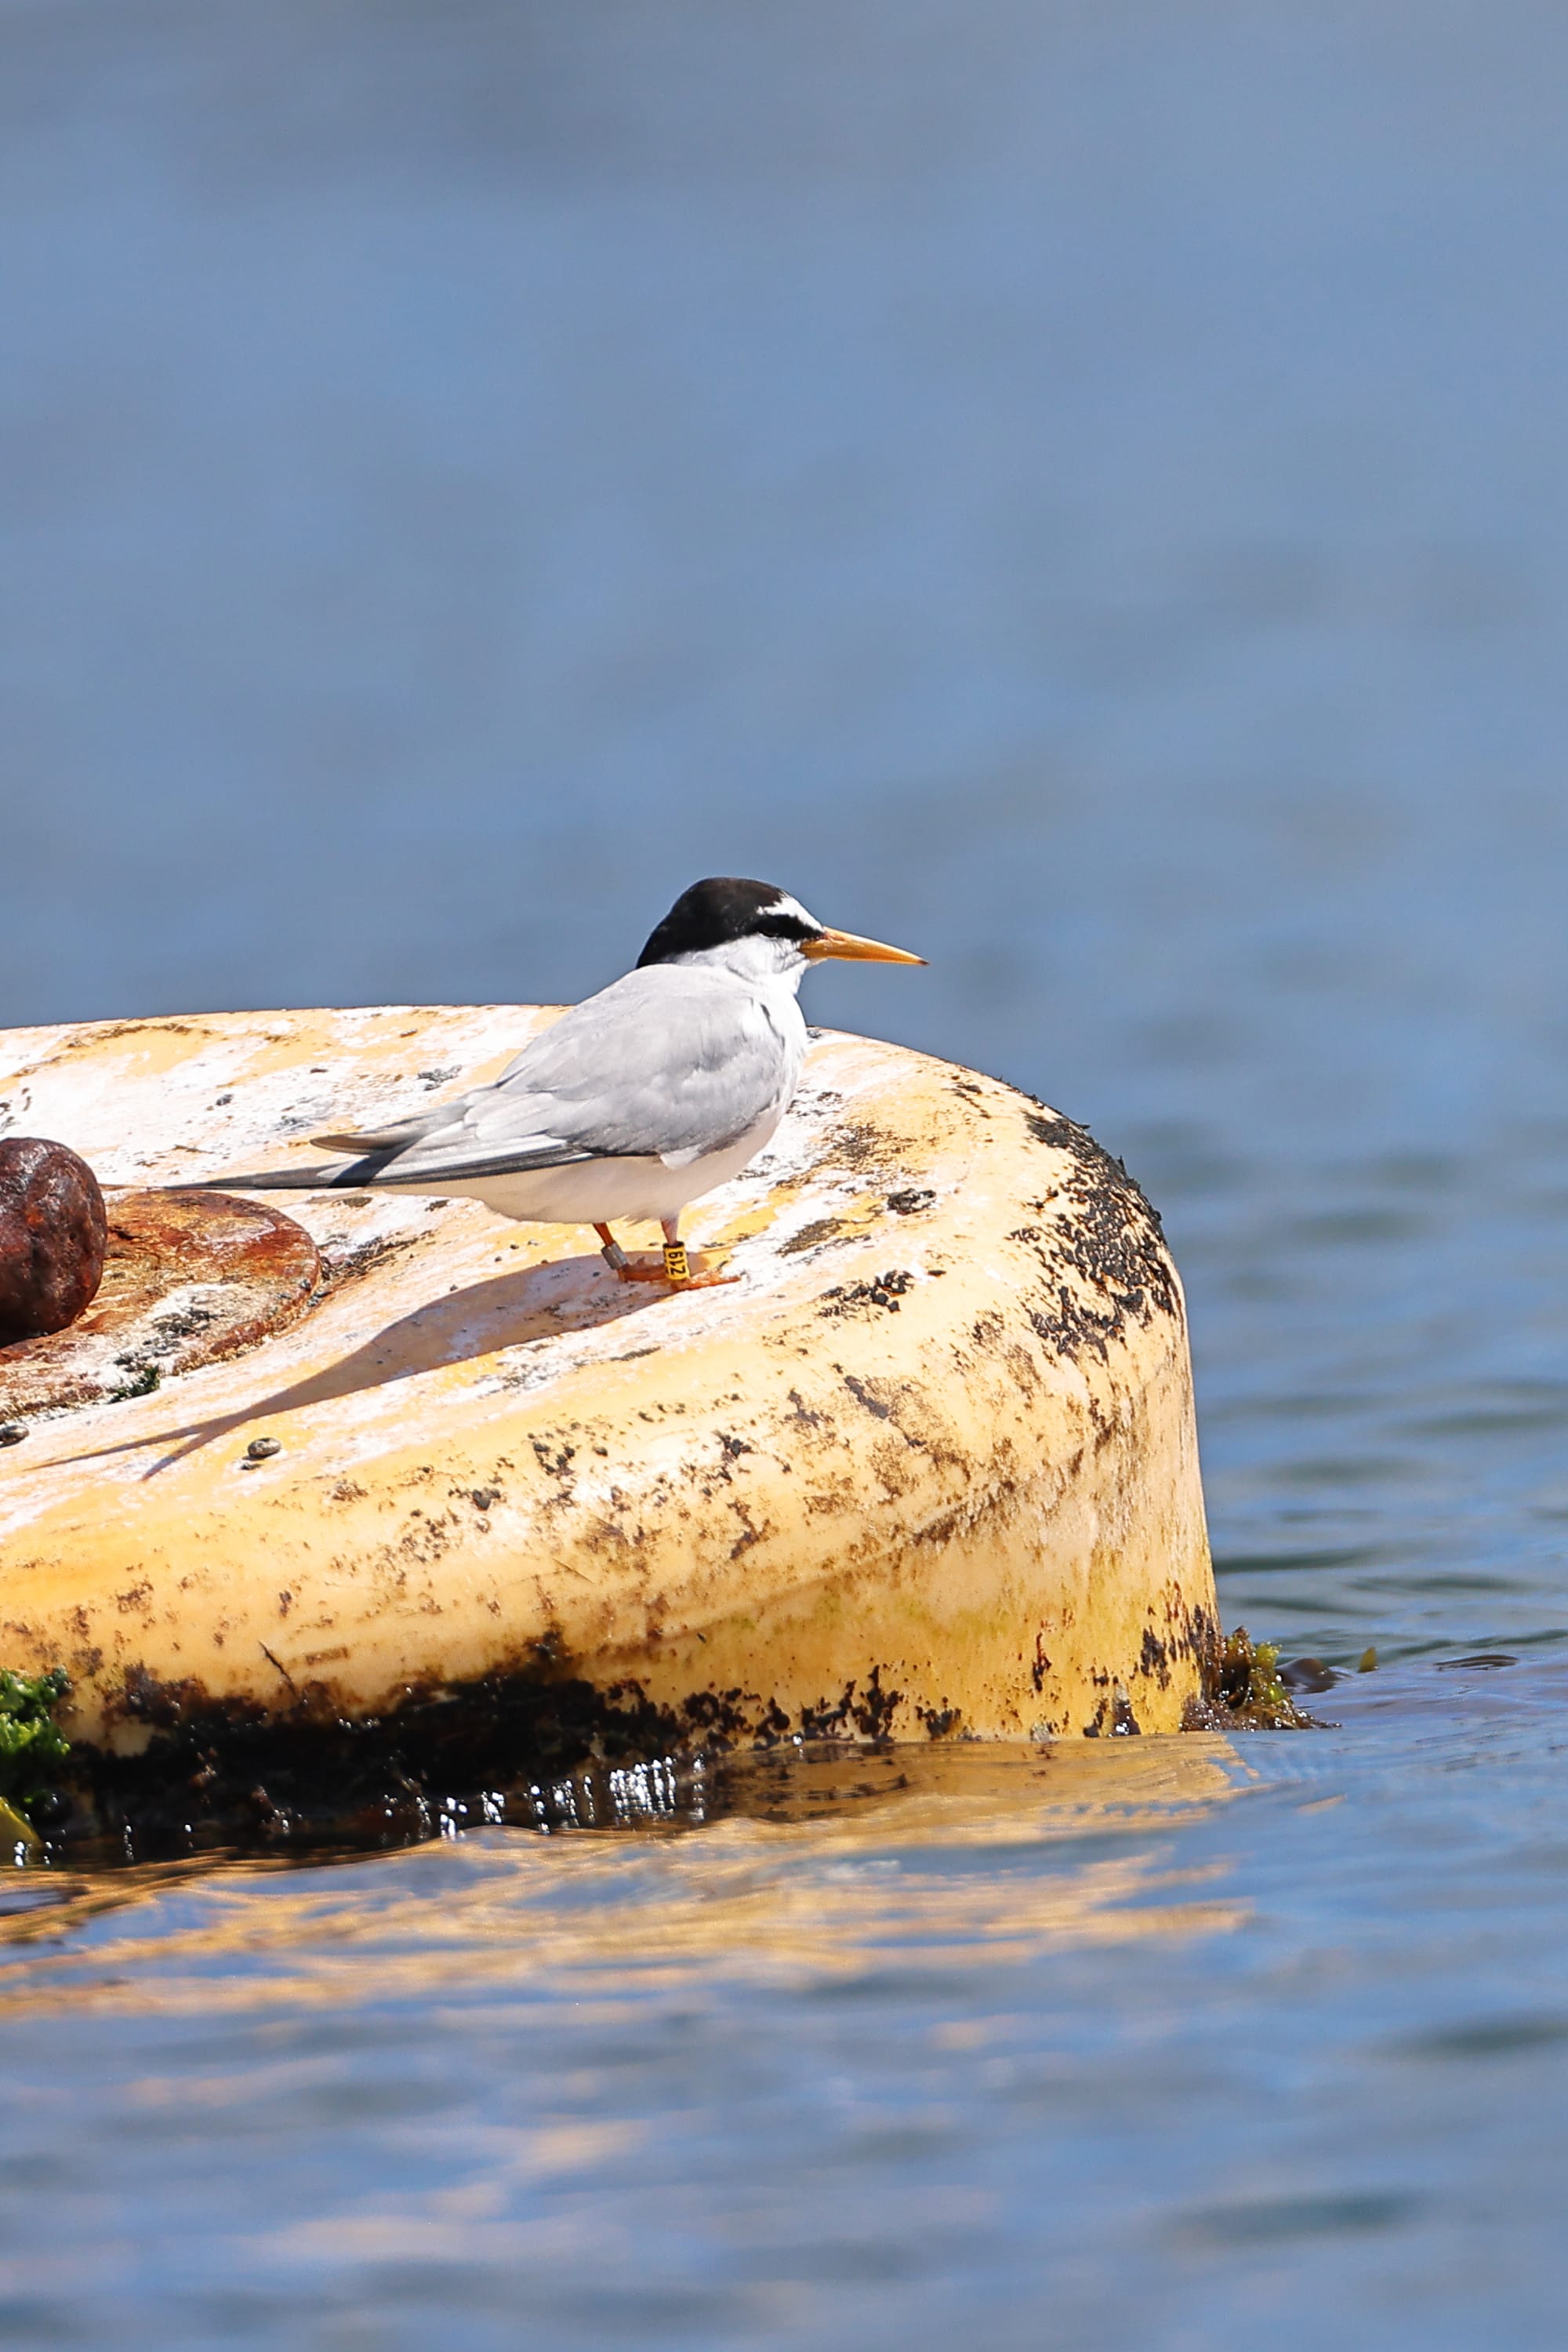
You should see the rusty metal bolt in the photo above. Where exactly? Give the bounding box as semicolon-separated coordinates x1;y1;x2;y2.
0;1138;108;1347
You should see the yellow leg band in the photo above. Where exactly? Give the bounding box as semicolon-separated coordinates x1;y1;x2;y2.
662;1240;690;1282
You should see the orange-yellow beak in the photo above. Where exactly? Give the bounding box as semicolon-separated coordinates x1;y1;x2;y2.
801;926;926;966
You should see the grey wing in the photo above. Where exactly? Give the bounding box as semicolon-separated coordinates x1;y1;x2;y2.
337;968;792;1187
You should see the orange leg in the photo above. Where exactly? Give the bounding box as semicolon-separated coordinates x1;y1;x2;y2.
597;1218;739;1289
657;1216;739;1290
593;1222;633;1279
597;1220;683;1284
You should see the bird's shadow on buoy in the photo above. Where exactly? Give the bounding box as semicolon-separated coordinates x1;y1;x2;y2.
56;1251;673;1479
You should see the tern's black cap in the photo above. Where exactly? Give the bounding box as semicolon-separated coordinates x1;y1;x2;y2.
637;878;819;967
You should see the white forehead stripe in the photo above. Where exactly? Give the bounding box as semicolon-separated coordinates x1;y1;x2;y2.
762;894;819;931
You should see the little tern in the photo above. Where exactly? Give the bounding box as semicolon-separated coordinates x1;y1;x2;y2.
197;877;924;1287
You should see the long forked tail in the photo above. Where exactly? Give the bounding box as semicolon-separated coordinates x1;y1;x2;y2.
157;1088;452;1192
166;1147;402;1195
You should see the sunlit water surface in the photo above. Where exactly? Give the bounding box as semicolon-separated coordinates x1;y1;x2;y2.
5;1;1568;2343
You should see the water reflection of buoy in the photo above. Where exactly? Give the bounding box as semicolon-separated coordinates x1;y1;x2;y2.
0;1006;1218;1757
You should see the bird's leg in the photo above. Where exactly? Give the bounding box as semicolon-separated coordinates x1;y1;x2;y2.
609;1219;742;1287
594;1222;633;1279
604;1223;676;1282
659;1217;740;1289
661;1219;691;1283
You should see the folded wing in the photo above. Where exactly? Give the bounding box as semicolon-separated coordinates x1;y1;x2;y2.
206;966;795;1194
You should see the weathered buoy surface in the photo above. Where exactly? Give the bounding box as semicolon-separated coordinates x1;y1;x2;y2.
0;1007;1216;1753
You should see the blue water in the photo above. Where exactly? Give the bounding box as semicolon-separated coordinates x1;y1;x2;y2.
5;0;1568;2341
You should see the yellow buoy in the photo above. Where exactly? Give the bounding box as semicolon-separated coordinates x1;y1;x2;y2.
0;1006;1217;1755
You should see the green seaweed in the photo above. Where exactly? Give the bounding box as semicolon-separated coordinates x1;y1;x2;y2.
1215;1626;1313;1730
0;1795;39;1853
0;1667;72;1820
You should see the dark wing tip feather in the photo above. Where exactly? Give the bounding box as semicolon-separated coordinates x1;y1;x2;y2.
161;1159;376;1194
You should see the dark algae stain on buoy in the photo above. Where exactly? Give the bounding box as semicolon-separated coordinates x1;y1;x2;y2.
0;1138;107;1345
27;1659;691;1861
1013;1104;1181;1364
